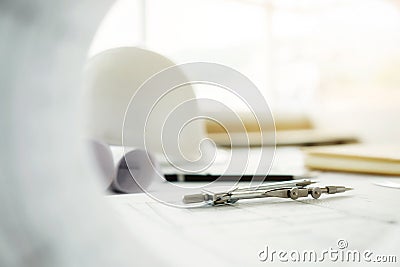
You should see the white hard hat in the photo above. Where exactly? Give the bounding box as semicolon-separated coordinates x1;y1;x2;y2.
82;47;208;162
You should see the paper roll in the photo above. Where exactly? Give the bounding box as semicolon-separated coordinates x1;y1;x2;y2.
88;140;161;193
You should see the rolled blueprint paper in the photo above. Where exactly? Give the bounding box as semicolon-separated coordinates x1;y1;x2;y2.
88;140;160;193
112;148;161;193
88;139;115;189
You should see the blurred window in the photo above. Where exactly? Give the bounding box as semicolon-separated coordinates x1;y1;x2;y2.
90;0;400;113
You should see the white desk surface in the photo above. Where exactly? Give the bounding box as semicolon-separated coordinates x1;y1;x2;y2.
106;165;400;266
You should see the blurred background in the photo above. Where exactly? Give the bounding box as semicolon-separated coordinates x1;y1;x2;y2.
88;0;400;144
2;2;400;266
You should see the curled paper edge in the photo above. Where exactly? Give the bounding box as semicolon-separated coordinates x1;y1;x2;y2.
89;140;161;193
88;140;115;189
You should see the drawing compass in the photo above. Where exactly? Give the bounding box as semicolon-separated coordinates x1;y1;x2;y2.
183;179;353;206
